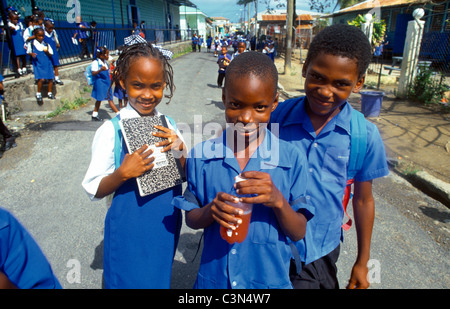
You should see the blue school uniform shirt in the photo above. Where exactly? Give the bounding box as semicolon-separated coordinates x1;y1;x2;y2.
173;128;314;289
269;96;389;264
0;208;62;289
217;53;231;73
76;22;89;39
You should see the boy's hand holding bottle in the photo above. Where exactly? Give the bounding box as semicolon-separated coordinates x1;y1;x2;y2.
211;171;286;244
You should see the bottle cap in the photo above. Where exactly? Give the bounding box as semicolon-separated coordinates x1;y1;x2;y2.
235;175;246;183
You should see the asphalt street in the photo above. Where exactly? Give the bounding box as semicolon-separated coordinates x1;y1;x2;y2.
0;51;448;289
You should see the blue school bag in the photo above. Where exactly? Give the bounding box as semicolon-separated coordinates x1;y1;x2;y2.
342;108;367;231
85;59;101;86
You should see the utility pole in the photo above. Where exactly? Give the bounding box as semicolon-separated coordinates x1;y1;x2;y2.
284;0;294;75
254;0;258;48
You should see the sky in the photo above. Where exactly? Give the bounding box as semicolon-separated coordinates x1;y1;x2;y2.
190;0;318;23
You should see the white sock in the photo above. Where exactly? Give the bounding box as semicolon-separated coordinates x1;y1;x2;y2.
36;92;42;97
48;92;52;96
55;76;60;81
92;111;98;117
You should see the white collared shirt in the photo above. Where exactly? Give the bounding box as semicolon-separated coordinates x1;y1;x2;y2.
82;105;184;201
31;39;53;55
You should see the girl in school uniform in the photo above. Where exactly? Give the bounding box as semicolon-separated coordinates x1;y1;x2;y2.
7;8;27;77
82;42;187;289
44;19;63;85
111;56;128;109
90;46;119;121
29;28;54;104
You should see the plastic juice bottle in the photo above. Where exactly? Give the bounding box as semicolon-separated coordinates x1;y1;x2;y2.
220;175;253;244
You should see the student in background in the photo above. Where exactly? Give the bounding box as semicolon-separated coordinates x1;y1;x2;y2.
90;46;119;121
217;45;231;88
43;19;63;85
29;28;55;104
0;74;17;159
7;7;27;77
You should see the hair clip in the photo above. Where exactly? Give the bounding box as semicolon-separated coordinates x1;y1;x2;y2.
44;17;55;24
123;35;173;60
153;45;173;60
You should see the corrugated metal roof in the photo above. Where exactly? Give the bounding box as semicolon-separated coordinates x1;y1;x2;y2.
330;0;431;16
261;14;314;21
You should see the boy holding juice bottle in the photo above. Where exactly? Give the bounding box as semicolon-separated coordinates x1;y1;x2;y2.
173;52;314;289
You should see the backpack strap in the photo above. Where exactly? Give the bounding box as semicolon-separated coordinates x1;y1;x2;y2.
342;109;367;231
348;109;367;179
110;115;122;169
164;115;178;131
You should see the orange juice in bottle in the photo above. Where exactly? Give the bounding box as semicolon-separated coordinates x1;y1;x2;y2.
220;175;253;244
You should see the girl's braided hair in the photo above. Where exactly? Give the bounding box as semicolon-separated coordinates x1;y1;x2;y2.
111;42;175;104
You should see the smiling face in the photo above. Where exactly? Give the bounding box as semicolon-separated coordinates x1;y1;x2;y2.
237;42;246;54
34;29;45;43
120;57;165;116
303;52;365;119
223;74;278;145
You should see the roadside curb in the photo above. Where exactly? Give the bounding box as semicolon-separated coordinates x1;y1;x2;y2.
387;157;450;207
278;84;450;208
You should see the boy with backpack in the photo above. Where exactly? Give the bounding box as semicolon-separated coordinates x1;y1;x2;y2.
269;24;389;289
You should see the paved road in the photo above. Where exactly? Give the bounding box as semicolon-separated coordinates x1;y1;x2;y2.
0;51;448;289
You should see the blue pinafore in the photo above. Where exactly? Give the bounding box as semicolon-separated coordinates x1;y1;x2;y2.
44;31;59;66
31;42;55;80
91;59;113;101
103;115;182;289
10;22;26;56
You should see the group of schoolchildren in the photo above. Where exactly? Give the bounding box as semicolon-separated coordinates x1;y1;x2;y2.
6;6;64;104
0;24;389;290
215;35;278;88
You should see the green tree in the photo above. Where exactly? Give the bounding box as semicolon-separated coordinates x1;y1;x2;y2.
309;0;365;13
348;14;386;48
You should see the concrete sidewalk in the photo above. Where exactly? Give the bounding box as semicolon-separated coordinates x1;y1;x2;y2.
275;55;450;207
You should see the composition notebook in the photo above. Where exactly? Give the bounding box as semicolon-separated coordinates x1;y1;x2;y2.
119;115;185;197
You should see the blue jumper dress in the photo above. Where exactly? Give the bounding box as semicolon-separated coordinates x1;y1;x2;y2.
31;41;55;80
10;22;26;57
91;60;113;101
44;31;60;66
103;115;182;288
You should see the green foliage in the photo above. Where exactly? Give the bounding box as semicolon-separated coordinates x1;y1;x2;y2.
46;97;89;118
409;68;449;109
347;14;386;47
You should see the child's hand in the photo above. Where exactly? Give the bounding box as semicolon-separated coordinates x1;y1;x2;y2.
153;125;185;154
235;171;285;209
30;53;37;58
117;144;154;180
209;192;244;230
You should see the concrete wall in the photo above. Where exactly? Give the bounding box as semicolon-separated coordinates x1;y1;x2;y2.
2;40;191;115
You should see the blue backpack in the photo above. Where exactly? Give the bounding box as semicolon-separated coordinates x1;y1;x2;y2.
342;109;367;231
85;59;101;86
